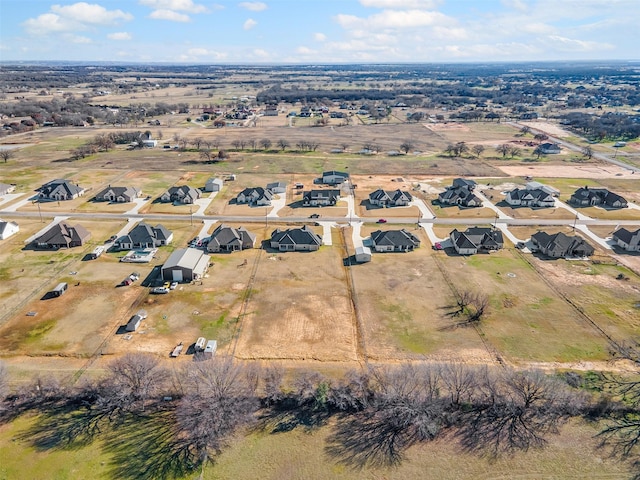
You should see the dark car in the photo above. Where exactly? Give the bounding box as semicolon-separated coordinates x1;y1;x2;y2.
309;214;321;219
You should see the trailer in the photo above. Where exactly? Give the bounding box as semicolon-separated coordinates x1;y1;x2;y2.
170;342;184;358
88;246;105;260
203;340;217;359
194;337;207;352
50;282;68;297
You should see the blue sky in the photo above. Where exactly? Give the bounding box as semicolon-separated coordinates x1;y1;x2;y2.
0;0;638;63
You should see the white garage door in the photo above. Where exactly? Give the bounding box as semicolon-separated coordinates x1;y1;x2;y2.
172;270;183;282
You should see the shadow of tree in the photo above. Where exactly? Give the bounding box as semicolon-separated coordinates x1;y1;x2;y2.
104;409;198;480
324;411;408;469
256;398;333;434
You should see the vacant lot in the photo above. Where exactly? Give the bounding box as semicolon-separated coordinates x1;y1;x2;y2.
234;232;357;361
532;258;640;345
436;249;611;363
350;240;490;361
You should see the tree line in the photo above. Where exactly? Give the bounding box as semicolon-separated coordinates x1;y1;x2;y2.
0;356;639;478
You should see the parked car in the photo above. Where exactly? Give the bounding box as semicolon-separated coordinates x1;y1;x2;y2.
377;218;387;223
151;287;169;294
309;214;320;219
432;242;443;250
163;281;171;289
170;282;178;290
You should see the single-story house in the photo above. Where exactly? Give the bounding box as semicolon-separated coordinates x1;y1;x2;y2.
37;179;85;201
94;186;142;203
450;227;503;255
302;189;340;207
162;248;210;282
0;183;16;196
531;231;595;258
205;177;224;192
505;187;555;207
452;178;476;190
206;224;256;253
160;185;201;204
236;187;273;206
525;181;560;197
266;181;287;194
33;221;91;249
539;143;561;154
569;187;628;208
322;170;349;185
612;227;640;252
438;184;482;207
369;189;413;207
370;229;420;252
354;245;372;263
115;223;173;250
270;225;322;251
0;219;19;240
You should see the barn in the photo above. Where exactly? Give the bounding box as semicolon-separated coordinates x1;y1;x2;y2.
161;248;210;283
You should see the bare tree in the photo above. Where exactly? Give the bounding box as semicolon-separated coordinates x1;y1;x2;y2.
192;137;204;150
471;144;485;158
340;143;349;152
0;149;15;163
399;141;414;154
582;145;594;159
533;133;548;143
248;138;258;151
520;126;531;136
533;145;544;159
457;369;575;456
200;149;216;162
175;357;260;465
156;130;163;140
444;144;456;157
496;144;511;158
260;138;272;151
231;139;241;150
508;146;521;159
103;353;166;413
277;139;289;151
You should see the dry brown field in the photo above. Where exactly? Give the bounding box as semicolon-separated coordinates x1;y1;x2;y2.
234;231;358;362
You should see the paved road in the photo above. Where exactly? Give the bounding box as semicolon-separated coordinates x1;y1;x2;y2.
508;121;640;173
4;209;638;227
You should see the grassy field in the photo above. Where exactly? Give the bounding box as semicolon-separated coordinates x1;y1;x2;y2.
436;249;611;363
0;413;631;480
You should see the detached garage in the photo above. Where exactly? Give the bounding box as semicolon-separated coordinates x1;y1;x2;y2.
161;248;210;283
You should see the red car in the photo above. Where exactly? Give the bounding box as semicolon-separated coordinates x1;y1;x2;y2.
377;218;387;223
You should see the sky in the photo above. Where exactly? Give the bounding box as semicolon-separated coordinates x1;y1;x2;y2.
0;0;638;64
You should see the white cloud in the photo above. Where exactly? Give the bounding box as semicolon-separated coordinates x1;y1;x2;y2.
545;35;613;52
336;9;452;30
359;0;439;7
51;3;133;25
239;2;267;11
314;32;326;42
22;3;133;35
107;32;132;40
185;47;227;59
23;14;75;35
501;0;528;12
139;0;208;13
252;48;270;58
149;9;191;21
243;18;257;30
67;34;92;44
296;46;316;54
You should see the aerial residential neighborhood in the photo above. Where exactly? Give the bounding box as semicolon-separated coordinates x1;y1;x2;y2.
1;54;640;479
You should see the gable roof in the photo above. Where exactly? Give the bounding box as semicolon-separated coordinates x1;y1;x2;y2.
371;229;420;248
451;227;503;250
271;225;322;246
37;179;84;197
0;220;19;237
612;227;640;243
95;186;140;199
34;221;90;246
531;231;594;257
209;224;256;248
163;247;209;270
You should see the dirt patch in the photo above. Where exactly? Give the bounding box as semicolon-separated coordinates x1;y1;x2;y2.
524;121;573;138
497;163;636;178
